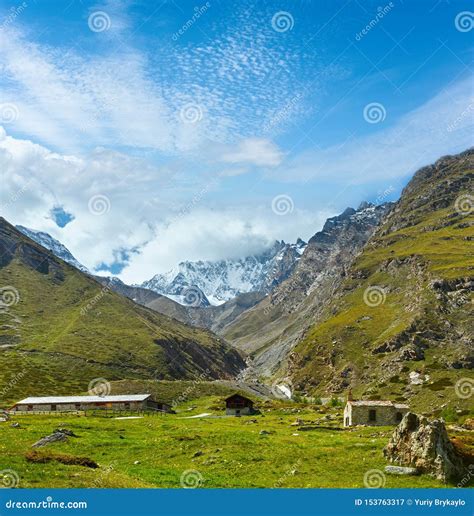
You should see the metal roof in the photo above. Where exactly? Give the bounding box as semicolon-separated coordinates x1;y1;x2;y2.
14;394;151;405
348;400;408;408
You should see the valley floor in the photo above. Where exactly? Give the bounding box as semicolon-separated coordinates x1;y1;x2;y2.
1;397;471;489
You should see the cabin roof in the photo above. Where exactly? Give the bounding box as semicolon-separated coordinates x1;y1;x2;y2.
14;394;151;405
225;393;253;403
347;400;409;408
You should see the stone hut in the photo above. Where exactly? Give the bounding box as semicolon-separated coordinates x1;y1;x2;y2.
344;400;409;427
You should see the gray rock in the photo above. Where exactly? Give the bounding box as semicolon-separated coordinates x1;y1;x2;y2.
384;412;465;482
385;465;419;475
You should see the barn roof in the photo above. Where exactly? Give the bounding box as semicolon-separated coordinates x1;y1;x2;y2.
14;394;151;405
348;400;409;408
225;393;253;403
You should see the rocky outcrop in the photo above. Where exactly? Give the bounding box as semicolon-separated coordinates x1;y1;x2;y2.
383;413;465;482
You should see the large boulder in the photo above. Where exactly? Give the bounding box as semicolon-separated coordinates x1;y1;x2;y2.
383;412;465;482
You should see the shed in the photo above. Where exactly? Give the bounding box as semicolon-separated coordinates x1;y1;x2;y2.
9;394;172;413
225;393;254;416
343;400;409;427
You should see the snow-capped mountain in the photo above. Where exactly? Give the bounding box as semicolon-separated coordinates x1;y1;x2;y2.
141;239;307;305
15;226;89;273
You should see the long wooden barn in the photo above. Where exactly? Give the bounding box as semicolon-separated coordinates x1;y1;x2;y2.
9;394;171;413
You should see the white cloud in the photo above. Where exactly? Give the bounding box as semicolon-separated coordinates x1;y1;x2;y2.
118;207;328;285
0;128;326;283
220;138;284;167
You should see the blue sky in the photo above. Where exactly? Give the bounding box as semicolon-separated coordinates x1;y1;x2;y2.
0;0;472;282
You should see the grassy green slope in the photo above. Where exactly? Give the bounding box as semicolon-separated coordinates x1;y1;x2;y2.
0;219;244;404
291;150;473;413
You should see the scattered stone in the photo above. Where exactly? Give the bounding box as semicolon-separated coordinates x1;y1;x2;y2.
133;460;140;465
32;429;73;448
385;465;419;476
259;430;271;435
384;413;465;482
193;450;203;457
10;422;20;428
291;419;303;426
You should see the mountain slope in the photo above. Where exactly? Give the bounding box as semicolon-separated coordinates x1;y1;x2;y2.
16;225;88;273
290;149;473;412
0;218;244;403
222;202;391;376
97;276;266;335
141;239;306;305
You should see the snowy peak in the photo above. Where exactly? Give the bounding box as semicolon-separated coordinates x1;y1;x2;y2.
15;226;88;273
141;239;307;306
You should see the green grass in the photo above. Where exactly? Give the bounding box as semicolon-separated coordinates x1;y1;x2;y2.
1;398;468;489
